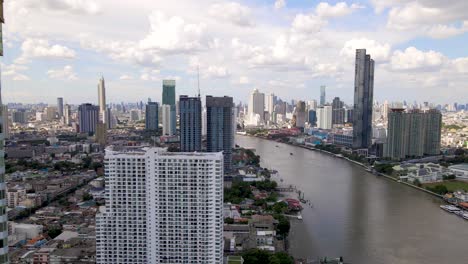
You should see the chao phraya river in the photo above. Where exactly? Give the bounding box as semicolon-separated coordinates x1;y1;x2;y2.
236;135;468;264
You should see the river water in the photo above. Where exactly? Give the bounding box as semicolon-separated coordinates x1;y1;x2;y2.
235;135;468;264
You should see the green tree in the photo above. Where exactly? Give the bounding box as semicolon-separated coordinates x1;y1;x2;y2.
47;228;63;239
413;179;422;187
274;214;291;237
82;193;93;201
224;217;234;224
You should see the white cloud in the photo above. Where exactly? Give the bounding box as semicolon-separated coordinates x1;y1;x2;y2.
390;47;446;71
239;76;250;84
17;38;76;64
139;68;160;81
205;65;230;79
12;0;100;15
452;57;468;73
119;74;134;80
341;38;391;62
139;11;208;54
291;14;325;34
47;65;78;80
427;23;468;39
2;63;30;81
315;2;364;18
209;2;254;27
274;0;286;10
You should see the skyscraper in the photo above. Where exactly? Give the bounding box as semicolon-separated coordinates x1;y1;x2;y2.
63;104;71;126
162;80;176;133
206;96;234;171
294;101;306;128
320;85;326;106
317;105;332;129
248;89;265;124
98;77;106;123
353;49;374;149
78;103;99;135
332;97;345;125
179;95;202;152
161;104;174;136
97;147;224;264
384;109;442;160
0;4;8;261
145;102;159;131
57;97;64;118
265;93;276;117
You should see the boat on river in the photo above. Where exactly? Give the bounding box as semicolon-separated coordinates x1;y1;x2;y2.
290;153;293;155
440;205;460;213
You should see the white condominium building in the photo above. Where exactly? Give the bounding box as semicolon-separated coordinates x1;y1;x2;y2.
96;147;224;264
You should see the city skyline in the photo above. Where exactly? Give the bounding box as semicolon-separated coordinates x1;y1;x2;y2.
2;1;468;105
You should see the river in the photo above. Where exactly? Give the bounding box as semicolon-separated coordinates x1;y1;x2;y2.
235;135;468;264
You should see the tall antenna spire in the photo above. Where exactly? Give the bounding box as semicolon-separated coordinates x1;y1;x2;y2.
197;65;200;98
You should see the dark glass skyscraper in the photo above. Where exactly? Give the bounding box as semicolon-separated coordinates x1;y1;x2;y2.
332;97;345;125
353;49;374;149
145;102;159;131
78;103;99;135
162;80;176;133
179;95;202;152
206;96;233;172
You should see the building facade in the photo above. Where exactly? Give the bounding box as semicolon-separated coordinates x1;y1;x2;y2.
57;97;64;118
179;96;202;152
352;49;374;149
0;4;8;261
96;148;224;264
248;89;265;124
316;105;332;130
78;104;99;135
206;96;234;172
320;86;326;106
384;109;442;160
98;77;107;124
162;80;176;134
145;102;159;131
161;105;174;136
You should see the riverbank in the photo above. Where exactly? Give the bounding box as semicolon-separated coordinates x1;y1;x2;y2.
241;134;445;200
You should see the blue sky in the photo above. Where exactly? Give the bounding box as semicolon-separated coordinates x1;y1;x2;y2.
2;0;468;105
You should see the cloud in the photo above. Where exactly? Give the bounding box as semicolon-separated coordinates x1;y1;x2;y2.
291;14;325;34
139;68;160;81
209;2;254;27
274;0;286;10
390;47;446;71
315;2;364;18
11;0;100;15
139;11;208;54
17;38;76;64
205;65;230;79
2;63;30;81
452;57;468;73
239;76;250;84
340;38;391;62
426;23;468;39
119;74;134;80
47;65;78;80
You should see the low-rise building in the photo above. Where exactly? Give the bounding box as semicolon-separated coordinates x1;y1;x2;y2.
448;164;468;180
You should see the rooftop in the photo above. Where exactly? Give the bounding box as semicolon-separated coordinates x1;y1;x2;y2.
449;163;468;171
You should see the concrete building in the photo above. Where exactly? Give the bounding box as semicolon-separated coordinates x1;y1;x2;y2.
161;104;174;136
179;95;202;152
449;164;468;181
353;49;374;149
332;97;345;125
206;96;234;171
384;109;442;160
145;102;159;131
63;104;71;126
248;89;265;124
78;104;99;135
317;105;332;130
57;97;64;118
265;93;276;119
0;7;8;262
130;109;141;122
98;77;107;124
12;109;27;124
96;147;224;264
